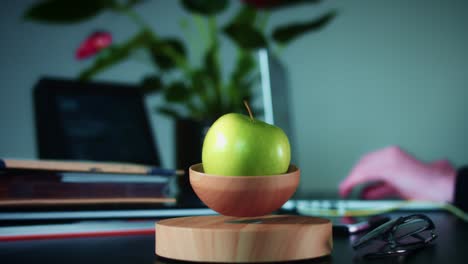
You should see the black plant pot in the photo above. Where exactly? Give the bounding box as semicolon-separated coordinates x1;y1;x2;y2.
175;118;213;206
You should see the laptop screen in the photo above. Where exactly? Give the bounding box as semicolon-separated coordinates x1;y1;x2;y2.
34;77;160;166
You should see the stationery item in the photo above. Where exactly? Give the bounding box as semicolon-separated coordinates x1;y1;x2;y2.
0;220;156;241
0;158;184;176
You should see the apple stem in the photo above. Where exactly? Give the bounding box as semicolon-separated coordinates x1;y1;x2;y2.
243;100;254;121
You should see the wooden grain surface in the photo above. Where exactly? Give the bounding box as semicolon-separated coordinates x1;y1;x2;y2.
156;215;332;263
189;164;300;217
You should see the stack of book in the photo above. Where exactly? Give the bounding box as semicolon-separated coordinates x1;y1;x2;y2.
0;159;179;209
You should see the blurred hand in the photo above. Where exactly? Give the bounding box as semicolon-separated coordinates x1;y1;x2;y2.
339;146;456;203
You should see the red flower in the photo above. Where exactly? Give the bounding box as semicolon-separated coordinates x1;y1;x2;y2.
76;31;112;60
241;0;281;9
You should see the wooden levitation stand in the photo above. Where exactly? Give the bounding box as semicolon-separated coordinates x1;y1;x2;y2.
156;215;332;262
155;164;333;263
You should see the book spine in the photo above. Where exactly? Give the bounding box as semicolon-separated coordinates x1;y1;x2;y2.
1;182;169;199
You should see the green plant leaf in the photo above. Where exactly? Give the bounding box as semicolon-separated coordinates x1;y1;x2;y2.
237;75;257;101
24;0;114;23
243;0;321;10
79;31;149;80
79;46;124;80
222;5;262;50
231;52;255;83
141;75;163;94
189;69;212;111
164;81;191;102
190;70;208;94
204;44;221;89
272;10;337;44
203;43;224;114
157;106;182;119
180;0;229;15
149;38;186;71
124;0;145;8
227;55;257;111
224;23;267;49
232;5;257;25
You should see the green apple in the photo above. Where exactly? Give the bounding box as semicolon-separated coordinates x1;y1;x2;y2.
202;113;291;176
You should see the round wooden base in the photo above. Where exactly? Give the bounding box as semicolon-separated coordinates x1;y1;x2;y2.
155;215;332;263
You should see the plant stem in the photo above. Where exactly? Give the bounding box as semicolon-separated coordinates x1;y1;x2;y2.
123;7;151;30
208;16;223;114
243;100;254;121
257;11;270;31
192;15;212;114
194;15;210;53
120;5;192;75
130;50;156;68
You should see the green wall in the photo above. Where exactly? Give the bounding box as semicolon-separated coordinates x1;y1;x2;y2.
282;0;468;196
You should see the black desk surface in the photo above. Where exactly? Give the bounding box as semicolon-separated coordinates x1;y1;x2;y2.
0;212;466;264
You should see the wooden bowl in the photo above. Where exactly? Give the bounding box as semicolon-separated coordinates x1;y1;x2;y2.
189;164;300;217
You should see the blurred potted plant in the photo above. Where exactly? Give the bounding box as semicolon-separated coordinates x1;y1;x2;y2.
24;0;336;204
24;0;335;119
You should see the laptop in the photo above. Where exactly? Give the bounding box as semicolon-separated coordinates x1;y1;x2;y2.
34;77;161;166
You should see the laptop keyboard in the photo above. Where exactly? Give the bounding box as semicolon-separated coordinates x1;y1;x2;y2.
282;200;445;217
